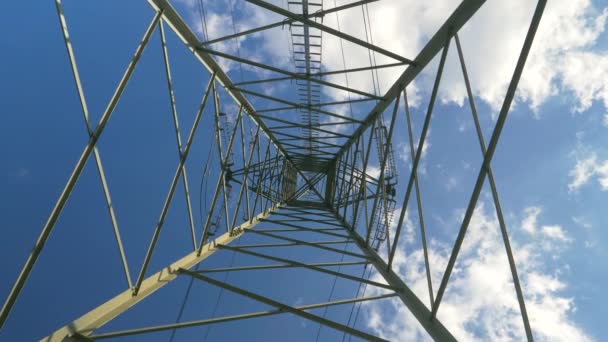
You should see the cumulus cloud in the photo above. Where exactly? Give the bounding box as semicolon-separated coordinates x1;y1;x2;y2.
568;151;608;191
195;0;608;120
363;202;587;341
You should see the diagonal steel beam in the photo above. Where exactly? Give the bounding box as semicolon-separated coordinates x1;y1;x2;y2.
388;34;451;268
454;32;532;339
431;0;546;323
0;10;162;328
402;88;434;307
175;269;390;342
159;20;198;250
41;207;282;341
133;74;216;295
201;0;378;46
196;261;369;273
330;208;457;341
245;0;414;65
148;0;300;176
216;245;396;291
53;0;133;289
334;0;486;161
90;293;395;339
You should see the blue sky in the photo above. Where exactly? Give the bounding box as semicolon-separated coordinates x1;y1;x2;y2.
1;0;607;341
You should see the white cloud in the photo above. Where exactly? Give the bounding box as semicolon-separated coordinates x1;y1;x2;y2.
363;202;588;341
441;0;608;116
217;0;608;120
568;151;608;191
182;0;608;122
522;206;541;234
542;225;571;242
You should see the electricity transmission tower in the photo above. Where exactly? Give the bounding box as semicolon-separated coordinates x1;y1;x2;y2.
0;0;546;340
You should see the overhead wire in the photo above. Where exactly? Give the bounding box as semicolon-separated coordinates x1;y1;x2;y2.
201;2;248;339
196;0;209;41
342;2;386;340
168;100;217;342
227;0;245;82
168;2;217;341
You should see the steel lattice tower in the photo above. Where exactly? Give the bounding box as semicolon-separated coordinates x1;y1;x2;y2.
0;0;546;341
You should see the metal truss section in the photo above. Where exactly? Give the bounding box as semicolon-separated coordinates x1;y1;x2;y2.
0;0;548;341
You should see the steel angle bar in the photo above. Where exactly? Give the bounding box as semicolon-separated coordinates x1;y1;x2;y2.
263;149;282;212
215;245;396;291
148;0;296;176
241;119;257;220
53;0;132;288
92;292;394;340
232;62;404;87
200;0;378;46
270;120;358;130
286;173;324;201
352;122;375;233
159;20;197;250
204;49;380;99
343;137;361;218
432;1;546;324
336;146;352;210
271;211;338;220
388;34;451;269
239;90;365;123
366;94;401;249
133;74;216;296
255;227;346;233
230;124;261;230
334;0;485;160
312;62;405;77
41;207;280;341
250;140;273;220
245;0;413;65
454;32;532;339
331;209;457;341
213;87;243;234
180;270;389;342
402;89;434;307
230;240;353;249
282;206;336;217
196;261;370;273
0;10;162;329
270;217;346;228
245;230;363;258
258;220;351;238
